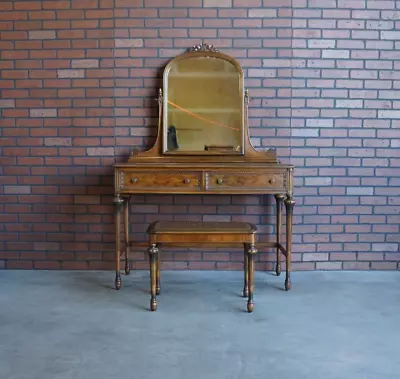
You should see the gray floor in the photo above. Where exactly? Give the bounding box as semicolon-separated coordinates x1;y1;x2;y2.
0;270;399;379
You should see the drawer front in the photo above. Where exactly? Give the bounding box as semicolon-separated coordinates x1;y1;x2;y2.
205;171;285;191
120;170;201;191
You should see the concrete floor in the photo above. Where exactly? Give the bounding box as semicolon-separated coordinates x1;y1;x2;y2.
0;270;399;379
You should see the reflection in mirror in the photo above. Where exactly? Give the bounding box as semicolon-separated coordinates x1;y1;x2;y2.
164;55;243;154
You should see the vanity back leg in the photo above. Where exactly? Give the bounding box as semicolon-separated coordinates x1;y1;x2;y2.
124;197;131;275
114;195;123;290
243;243;249;297
284;196;295;291
274;194;285;276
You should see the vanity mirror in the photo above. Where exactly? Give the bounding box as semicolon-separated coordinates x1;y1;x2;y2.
163;45;244;155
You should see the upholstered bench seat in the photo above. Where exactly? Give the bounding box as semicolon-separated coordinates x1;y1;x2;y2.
146;220;258;313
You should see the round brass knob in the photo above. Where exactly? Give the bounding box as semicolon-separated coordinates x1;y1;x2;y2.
131;177;138;183
217;178;223;185
269;178;276;184
183;178;190;184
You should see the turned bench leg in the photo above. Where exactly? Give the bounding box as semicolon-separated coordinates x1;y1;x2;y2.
247;243;257;313
156;252;161;295
147;243;159;311
243;243;249;298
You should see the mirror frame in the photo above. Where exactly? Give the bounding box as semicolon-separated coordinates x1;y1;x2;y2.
161;44;245;156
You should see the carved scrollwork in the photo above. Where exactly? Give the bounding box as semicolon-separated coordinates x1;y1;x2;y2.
113;194;124;205
157;88;163;104
120;172;124;189
245;89;250;104
265;148;277;157
189;43;219;53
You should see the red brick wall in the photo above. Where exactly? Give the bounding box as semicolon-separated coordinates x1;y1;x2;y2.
0;0;398;271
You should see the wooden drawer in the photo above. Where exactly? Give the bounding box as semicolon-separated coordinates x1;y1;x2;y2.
119;170;201;191
205;171;285;191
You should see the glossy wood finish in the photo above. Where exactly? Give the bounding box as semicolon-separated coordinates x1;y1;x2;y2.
124;199;130;276
147;244;159;311
206;171;284;191
122;171;202;192
147;221;257;312
284;196;295;291
114;195;123;290
117;165;292;195
274;194;285;276
113;45;295;301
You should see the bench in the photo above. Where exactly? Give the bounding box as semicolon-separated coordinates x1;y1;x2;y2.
146;221;258;313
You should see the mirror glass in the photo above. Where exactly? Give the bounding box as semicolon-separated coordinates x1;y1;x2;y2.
163;55;244;154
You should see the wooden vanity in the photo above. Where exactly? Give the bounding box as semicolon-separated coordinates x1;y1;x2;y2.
113;44;295;306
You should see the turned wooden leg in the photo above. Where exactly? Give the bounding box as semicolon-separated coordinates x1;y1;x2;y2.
147;244;159;311
275;194;285;276
114;195;124;290
247;243;257;313
124;197;130;276
284;195;295;291
243;243;249;297
156;252;161;295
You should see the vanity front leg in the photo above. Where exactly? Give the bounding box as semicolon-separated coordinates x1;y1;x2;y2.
284;195;295;291
274;194;285;276
247;243;257;313
124;197;131;275
114;195;124;290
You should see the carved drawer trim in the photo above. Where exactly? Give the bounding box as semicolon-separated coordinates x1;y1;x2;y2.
205;171;286;191
120;170;202;191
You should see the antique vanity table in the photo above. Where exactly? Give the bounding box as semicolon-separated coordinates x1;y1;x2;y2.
113;44;295;309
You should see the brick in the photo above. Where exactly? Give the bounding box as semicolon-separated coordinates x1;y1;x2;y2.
316;262;343;270
343;262;370;270
204;0;232;6
303;253;329;262
4;186;31;195
30;109;57;118
72;59;99;68
44;138;72;146
379;110;400;119
57;69;85;78
249;9;277;18
372;244;398;252
72;0;100;8
115;39;143;48
371;262;398;270
7;261;33;269
0;99;15;108
87;148;114;156
29;31;56;40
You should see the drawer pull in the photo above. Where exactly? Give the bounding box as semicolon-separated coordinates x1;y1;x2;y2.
131;177;138;183
269;178;276;184
183;178;190;184
216;178;223;185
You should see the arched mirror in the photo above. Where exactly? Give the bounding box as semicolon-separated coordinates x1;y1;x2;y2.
162;44;245;155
